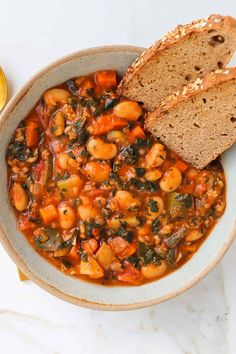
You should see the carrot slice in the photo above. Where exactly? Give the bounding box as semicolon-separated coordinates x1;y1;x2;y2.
117;261;143;285
88;114;128;135
67;246;80;266
95;70;117;88
129;125;146;142
25;120;40;147
39;204;58;224
173;160;189;172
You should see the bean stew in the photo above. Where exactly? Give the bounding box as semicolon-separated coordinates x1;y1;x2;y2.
6;70;226;285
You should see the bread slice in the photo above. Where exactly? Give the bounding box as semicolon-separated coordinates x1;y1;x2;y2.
117;14;236;111
145;68;236;169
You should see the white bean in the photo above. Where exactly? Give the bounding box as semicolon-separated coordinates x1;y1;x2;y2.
85;161;111;182
146;143;166;168
77;197;101;221
58;202;76;230
141;261;168;279
116;190;141;210
145;168;162;181
43;88;70;107
160;167;182;192
114;101;142;121
87;138;117;160
12;183;29;211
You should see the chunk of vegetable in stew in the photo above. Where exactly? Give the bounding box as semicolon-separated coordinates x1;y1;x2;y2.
6;70;226;285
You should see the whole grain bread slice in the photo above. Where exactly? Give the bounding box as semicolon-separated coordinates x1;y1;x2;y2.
117;14;236;111
145;68;236;169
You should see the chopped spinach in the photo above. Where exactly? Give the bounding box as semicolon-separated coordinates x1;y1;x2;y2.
138;242;161;266
136;138;147;148
80;149;89;158
130;178;158;192
84;221;100;238
66;80;78;95
143;180;157;192
136;137;154;148
117;224;133;243
120;144;139;165
75;118;86;130
109;172;126;189
70;98;78;111
135;167;146;177
152;217;162;234
75;119;88;145
8;141;28;162
125;254;140;269
207;206;216;217
113;159;123;172
149;199;159;212
55;172;70;182
104;98;119;110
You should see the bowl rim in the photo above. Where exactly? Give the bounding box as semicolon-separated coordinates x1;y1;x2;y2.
0;45;236;311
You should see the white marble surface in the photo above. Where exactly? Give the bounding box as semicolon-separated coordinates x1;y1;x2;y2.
1;0;236;353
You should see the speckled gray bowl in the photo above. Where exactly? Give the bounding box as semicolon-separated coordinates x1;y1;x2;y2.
0;45;236;310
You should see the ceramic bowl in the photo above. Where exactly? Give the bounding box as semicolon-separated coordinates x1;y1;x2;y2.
0;45;236;310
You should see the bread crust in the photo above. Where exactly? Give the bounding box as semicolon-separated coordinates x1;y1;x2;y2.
145;67;236;131
117;14;236;96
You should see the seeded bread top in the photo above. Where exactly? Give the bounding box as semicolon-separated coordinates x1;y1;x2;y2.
117;14;236;97
145;67;236;131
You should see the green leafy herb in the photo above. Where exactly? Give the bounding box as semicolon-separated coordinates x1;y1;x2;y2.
117;224;133;243
8;141;28;162
120;144;139;165
136;138;147;147
135;167;146;177
66;80;78;96
104;98;119;110
130;178;158;193
75;118;86;130
55;172;70;182
84;221;100;238
79;149;89;158
138;243;161;266
110;172;126;189
152;217;161;234
207;206;216;217
125;254;140;269
149;199;159;212
74;119;88;145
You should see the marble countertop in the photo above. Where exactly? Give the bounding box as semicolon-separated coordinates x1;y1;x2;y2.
1;0;236;353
